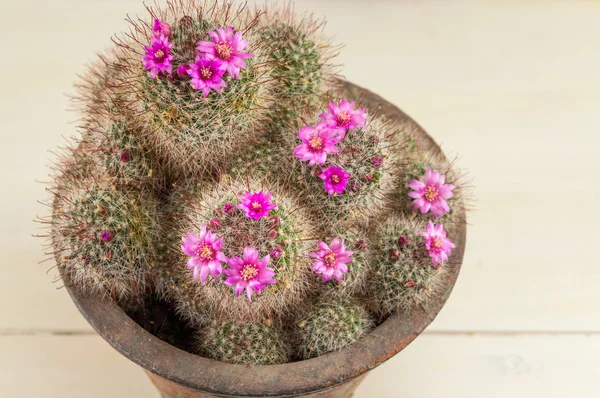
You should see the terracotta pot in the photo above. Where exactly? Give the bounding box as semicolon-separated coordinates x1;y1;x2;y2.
62;81;466;398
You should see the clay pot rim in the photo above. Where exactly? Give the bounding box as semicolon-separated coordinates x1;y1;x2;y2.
62;81;466;397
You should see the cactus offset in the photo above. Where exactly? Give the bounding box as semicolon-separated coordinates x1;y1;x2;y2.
295;300;374;360
197;319;290;365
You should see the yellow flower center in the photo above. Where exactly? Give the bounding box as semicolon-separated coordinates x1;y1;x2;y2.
154;50;165;60
336;112;351;125
196;245;215;260
324;252;337;267
330;174;340;184
201;67;213;79
424;185;439;202
309;136;323;151
432;237;443;249
241;264;259;281
216;43;233;60
251;201;263;212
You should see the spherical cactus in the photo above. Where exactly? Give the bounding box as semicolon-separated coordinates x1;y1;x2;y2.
295;300;374;360
259;6;339;133
162;174;317;323
50;154;158;299
369;214;448;315
197;319;290;365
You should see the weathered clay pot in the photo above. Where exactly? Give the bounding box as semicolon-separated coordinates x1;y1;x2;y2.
62;81;466;398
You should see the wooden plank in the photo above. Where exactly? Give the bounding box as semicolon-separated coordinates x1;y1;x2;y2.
0;335;158;397
0;333;598;397
1;0;599;331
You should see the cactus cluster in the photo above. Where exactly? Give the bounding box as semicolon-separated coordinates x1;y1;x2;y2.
41;0;467;365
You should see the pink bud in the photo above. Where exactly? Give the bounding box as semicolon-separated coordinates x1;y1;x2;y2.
100;230;114;242
267;230;278;239
355;240;367;250
372;156;383;168
404;281;416;288
270;247;283;259
209;218;222;229
389;249;400;260
176;64;189;78
270;216;281;229
398;235;408;247
223;202;234;215
363;174;374;183
119;151;131;163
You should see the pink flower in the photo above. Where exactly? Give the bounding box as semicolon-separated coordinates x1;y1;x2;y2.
236;191;277;220
196;26;254;79
293;122;344;166
319;100;367;130
408;168;455;218
224;247;276;301
152;18;171;39
187;57;227;97
141;36;174;78
419;221;456;268
310;238;354;283
181;226;228;283
319;165;351;195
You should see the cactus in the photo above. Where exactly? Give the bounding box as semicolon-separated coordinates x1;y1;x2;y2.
197;319;290;365
50;152;159;299
295;300;374;360
370;214;445;314
162;174;317;323
41;0;467;366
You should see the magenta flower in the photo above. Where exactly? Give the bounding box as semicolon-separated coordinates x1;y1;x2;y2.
141;36;174;79
293;122;344;166
319;165;351;195
408;168;455;218
419;221;456;268
224;247;276;301
181;226;228;283
187;57;227;97
310;238;354;283
152;18;171;39
197;26;254;79
319;100;367;130
236;191;277;220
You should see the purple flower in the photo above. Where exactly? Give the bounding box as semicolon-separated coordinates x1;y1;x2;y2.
310;238;354;283
372;156;383;168
152;18;171;39
419;221;456;268
224;247;276;301
187;57;227;97
408;168;455;218
319;165;351;195
293;122;344;166
197;26;254;79
181;226;228;283
100;230;114;242
319;100;367;130
141;36;174;79
236;191;277;220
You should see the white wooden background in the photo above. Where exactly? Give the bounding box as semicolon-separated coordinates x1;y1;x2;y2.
1;0;599;396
